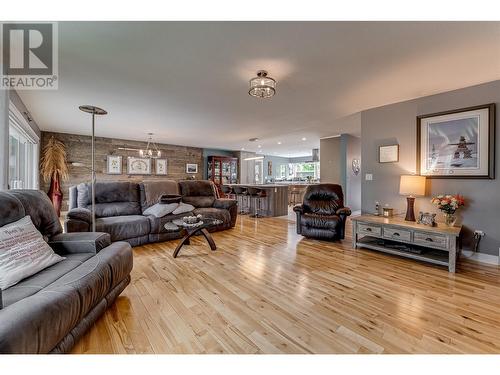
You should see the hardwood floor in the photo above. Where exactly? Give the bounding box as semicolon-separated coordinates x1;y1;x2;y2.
72;215;500;354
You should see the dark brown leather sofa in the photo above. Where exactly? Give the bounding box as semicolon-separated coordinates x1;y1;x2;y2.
293;184;351;241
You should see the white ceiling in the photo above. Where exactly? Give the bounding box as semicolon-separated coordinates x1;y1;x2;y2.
17;21;500;157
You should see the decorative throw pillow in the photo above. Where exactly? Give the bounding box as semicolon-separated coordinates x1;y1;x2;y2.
143;203;179;218
77;183;90;207
172;202;195;215
0;216;65;290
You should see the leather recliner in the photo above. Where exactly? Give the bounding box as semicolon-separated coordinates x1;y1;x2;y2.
293;184;351;241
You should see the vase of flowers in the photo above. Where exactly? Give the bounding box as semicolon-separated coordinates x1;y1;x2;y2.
431;194;465;226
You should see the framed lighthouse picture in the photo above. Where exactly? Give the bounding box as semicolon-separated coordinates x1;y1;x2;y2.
417;104;495;179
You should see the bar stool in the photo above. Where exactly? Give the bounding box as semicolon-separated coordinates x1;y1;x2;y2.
289;187;301;206
247;187;267;218
220;185;234;199
232;186;250;215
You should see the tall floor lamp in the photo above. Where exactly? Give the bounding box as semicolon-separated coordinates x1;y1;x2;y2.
78;105;108;232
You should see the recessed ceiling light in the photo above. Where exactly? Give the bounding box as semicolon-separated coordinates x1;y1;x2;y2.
257;145;262;148
277;141;282;145
241;147;245;150
249;137;259;142
302;137;307;141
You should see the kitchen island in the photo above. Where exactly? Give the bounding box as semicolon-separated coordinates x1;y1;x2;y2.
228;184;289;217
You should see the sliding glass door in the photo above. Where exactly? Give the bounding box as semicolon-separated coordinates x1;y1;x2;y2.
8;105;39;190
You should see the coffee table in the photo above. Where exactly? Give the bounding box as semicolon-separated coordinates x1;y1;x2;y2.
164;217;223;258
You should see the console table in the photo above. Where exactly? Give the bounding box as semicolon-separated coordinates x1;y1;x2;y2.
352;215;462;272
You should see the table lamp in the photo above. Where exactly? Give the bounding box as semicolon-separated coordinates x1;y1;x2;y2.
399;175;426;221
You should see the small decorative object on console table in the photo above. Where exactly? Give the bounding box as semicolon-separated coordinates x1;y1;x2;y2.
399;175;426;221
431;194;465;226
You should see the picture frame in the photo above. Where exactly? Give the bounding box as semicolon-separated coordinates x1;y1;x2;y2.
106;155;122;174
417;103;495;179
417;212;436;227
155;158;168;175
127;157;151;175
267;161;272;176
186;163;198;174
379;145;399;163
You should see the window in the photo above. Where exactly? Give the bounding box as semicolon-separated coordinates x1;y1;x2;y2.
8;103;39;190
287;162;320;181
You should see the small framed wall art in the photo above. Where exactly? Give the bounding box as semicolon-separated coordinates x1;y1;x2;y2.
379;145;399;163
155;159;168;175
106;155;122;174
186;163;198;174
127;157;151;175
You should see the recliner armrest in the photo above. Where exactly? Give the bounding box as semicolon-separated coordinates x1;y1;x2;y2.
213;198;237;210
0;289;3;310
67;207;92;223
293;205;304;214
336;207;352;217
48;232;111;255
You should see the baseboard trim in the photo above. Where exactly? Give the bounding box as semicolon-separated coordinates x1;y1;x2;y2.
461;250;500;266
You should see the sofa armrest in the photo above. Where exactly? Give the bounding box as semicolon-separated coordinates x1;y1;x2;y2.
213;198;237;210
48;232;111;255
67;207;92;223
336;207;352;217
293;205;304;214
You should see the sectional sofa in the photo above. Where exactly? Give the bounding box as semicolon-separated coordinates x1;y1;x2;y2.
0;190;133;354
65;180;237;246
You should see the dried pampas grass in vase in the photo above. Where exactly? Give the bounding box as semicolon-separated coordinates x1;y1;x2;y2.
40;136;69;216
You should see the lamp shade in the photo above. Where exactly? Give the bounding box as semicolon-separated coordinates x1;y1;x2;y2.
399;175;426;196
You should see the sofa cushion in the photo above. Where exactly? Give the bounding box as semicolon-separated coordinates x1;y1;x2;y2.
139;180;179;211
94;182;140;204
0;191;25;227
0;241;132;354
300;212;341;230
5;190;62;238
96;215;150;241
93;201;142;218
179;180;217;208
76;183;91;207
1;252;94;308
0;216;65;290
182;196;215;208
193;207;231;225
172;202;195;215
143;202;179;218
147;212;194;234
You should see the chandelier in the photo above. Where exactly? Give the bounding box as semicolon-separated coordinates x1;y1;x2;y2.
248;70;276;99
139;133;161;158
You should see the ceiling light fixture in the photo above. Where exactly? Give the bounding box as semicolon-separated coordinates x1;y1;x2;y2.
139;133;161;158
248;70;276;99
302;137;307;141
277;141;282;145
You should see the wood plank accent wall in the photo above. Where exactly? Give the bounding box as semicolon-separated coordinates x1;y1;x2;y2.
40;131;204;211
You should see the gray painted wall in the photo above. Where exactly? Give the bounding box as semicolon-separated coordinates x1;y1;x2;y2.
341;134;361;211
263;155;290;179
320;137;341;183
361;80;500;255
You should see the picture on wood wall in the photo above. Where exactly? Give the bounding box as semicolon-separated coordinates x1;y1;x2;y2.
417;103;495;179
155;159;168;175
127;157;152;175
106;155;122;174
186;163;198;174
